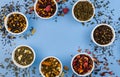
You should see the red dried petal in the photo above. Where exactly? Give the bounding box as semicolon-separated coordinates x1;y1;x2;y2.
56;0;59;2
45;5;51;12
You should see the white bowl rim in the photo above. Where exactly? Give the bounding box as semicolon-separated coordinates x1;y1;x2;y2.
12;45;36;68
39;56;63;77
4;12;28;35
72;0;95;22
71;53;95;76
91;23;116;47
34;0;58;19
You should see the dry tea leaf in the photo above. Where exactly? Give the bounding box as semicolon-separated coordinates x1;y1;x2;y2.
31;28;36;35
63;66;69;71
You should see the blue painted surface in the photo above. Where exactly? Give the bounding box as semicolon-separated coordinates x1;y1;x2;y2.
0;0;120;77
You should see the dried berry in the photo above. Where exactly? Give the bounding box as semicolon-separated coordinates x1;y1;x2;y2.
62;8;69;14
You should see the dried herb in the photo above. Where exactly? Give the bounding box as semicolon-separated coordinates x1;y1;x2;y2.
41;57;62;77
14;46;34;66
6;13;27;33
35;0;57;18
72;54;93;75
93;25;114;45
73;1;94;21
63;66;69;71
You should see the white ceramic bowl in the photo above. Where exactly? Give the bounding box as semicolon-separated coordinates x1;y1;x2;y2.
91;24;115;47
4;12;28;35
39;56;63;77
34;0;58;19
71;53;94;76
72;0;95;22
12;45;36;68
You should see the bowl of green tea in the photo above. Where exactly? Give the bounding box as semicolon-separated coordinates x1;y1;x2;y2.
39;56;62;77
71;53;94;76
4;12;28;35
91;24;115;47
72;0;95;22
34;0;58;19
12;45;35;68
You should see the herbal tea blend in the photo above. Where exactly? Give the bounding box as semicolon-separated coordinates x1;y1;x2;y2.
93;25;114;45
73;1;94;21
14;46;34;66
72;54;93;75
41;57;62;77
35;0;57;18
6;13;27;33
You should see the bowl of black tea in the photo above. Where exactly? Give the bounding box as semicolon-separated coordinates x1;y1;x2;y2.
12;45;35;68
4;12;28;35
72;0;95;22
91;24;115;47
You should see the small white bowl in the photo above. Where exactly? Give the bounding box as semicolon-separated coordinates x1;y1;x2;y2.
71;53;95;76
72;0;95;22
4;12;28;35
34;0;58;19
39;56;63;77
12;45;36;68
91;24;115;47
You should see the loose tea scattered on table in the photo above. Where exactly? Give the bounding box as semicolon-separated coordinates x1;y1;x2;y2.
72;54;93;75
35;0;57;18
73;1;94;21
6;13;27;33
14;46;34;66
0;0;120;77
41;57;62;77
93;25;114;45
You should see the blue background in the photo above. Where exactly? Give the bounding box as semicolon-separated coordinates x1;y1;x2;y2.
0;0;120;77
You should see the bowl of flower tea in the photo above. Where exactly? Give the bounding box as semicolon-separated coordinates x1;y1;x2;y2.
12;45;35;68
39;56;62;77
4;12;28;35
34;0;58;19
72;0;95;22
91;24;115;47
71;53;94;76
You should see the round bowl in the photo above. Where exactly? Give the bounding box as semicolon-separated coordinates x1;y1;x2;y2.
12;45;36;68
4;12;28;35
34;0;58;19
71;53;94;76
39;56;63;77
72;0;95;22
91;24;115;47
